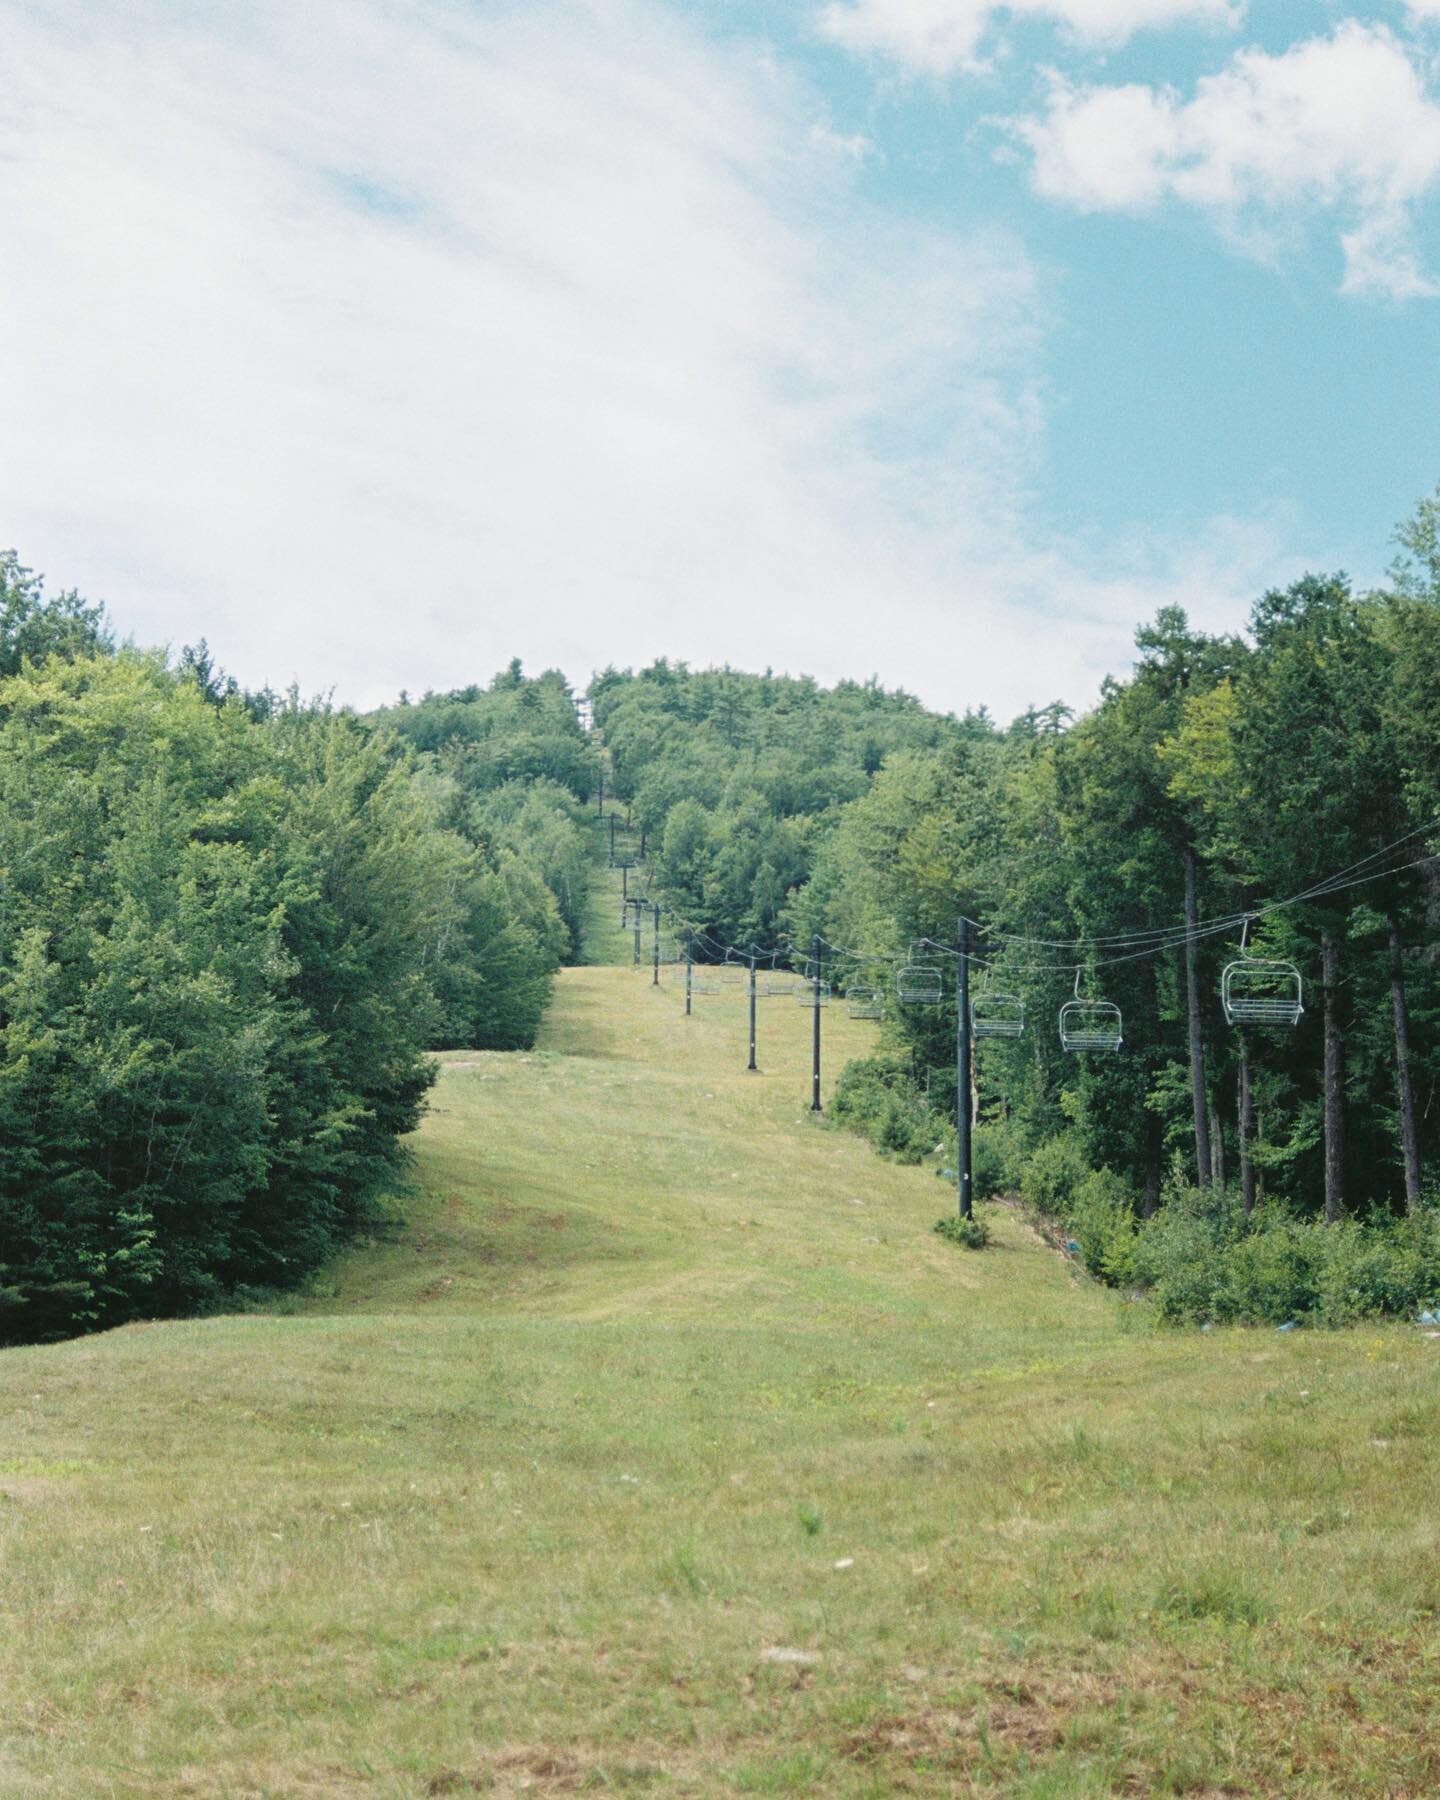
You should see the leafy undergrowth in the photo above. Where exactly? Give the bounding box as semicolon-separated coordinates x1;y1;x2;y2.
3;886;1438;1795
1018;1140;1440;1328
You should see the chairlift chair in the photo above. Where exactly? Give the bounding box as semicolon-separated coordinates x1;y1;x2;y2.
1059;970;1122;1052
896;965;943;1004
762;970;797;997
796;980;831;1006
970;971;1025;1039
846;985;885;1020
1222;919;1304;1027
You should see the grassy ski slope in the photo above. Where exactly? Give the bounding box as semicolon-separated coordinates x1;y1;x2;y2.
3;867;1439;1795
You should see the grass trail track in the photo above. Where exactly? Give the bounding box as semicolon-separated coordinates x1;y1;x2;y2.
3;877;1439;1795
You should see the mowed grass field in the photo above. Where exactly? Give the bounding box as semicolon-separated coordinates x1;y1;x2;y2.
3;886;1440;1794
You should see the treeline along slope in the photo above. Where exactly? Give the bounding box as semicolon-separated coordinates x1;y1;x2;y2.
6;484;1440;1341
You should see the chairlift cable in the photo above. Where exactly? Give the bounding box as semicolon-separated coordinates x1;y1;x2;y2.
958;815;1440;952
628;831;1437;994
964;852;1440;976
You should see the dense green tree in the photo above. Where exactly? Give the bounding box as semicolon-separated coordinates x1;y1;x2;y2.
371;666;597;968
0;549;112;676
0;653;474;1340
795;538;1440;1232
594;662;959;951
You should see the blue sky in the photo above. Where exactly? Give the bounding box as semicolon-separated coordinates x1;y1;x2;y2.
771;0;1440;583
1;0;1437;717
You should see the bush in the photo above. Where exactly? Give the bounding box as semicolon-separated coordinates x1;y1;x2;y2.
1116;1186;1440;1327
935;1212;991;1249
1069;1169;1140;1287
830;1056;942;1164
1214;1214;1326;1325
1018;1132;1090;1217
972;1119;1025;1199
1314;1211;1440;1326
1130;1183;1245;1325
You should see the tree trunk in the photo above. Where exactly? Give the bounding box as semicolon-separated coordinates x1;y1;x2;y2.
1321;927;1345;1224
1143;1110;1162;1218
1209;1100;1225;1187
1238;1040;1256;1217
1256;1106;1266;1207
1421;856;1440;955
1388;915;1423;1213
1142;958;1162;1217
1183;845;1211;1187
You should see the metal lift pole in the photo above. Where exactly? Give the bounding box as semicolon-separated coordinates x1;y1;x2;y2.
810;933;823;1112
956;917;972;1219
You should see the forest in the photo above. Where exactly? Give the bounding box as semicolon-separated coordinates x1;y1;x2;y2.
3;489;1440;1343
602;496;1440;1325
0;558;593;1342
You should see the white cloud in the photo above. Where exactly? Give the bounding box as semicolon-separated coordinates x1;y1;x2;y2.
1013;21;1440;298
0;0;1294;719
819;0;1239;77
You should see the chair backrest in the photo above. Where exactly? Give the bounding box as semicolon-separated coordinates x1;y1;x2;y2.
1221;959;1303;1027
971;993;1024;1039
1059;1000;1123;1052
896;964;944;1004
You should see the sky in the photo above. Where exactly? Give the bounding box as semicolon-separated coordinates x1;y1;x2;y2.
1;0;1437;720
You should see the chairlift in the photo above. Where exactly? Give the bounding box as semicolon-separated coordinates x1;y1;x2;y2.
1222;918;1304;1027
1059;969;1123;1052
846;985;885;1020
896;962;944;1005
762;970;798;997
796;980;831;1007
689;971;719;995
970;969;1025;1039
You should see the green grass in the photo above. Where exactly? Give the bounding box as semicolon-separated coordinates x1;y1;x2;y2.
3;928;1440;1794
577;816;644;967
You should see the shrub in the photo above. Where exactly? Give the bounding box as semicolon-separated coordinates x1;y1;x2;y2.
1069;1169;1140;1287
1117;1188;1440;1327
1018;1132;1090;1218
1215;1214;1326;1325
935;1212;991;1250
1126;1185;1236;1324
972;1119;1025;1199
831;1055;941;1164
1314;1211;1440;1326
